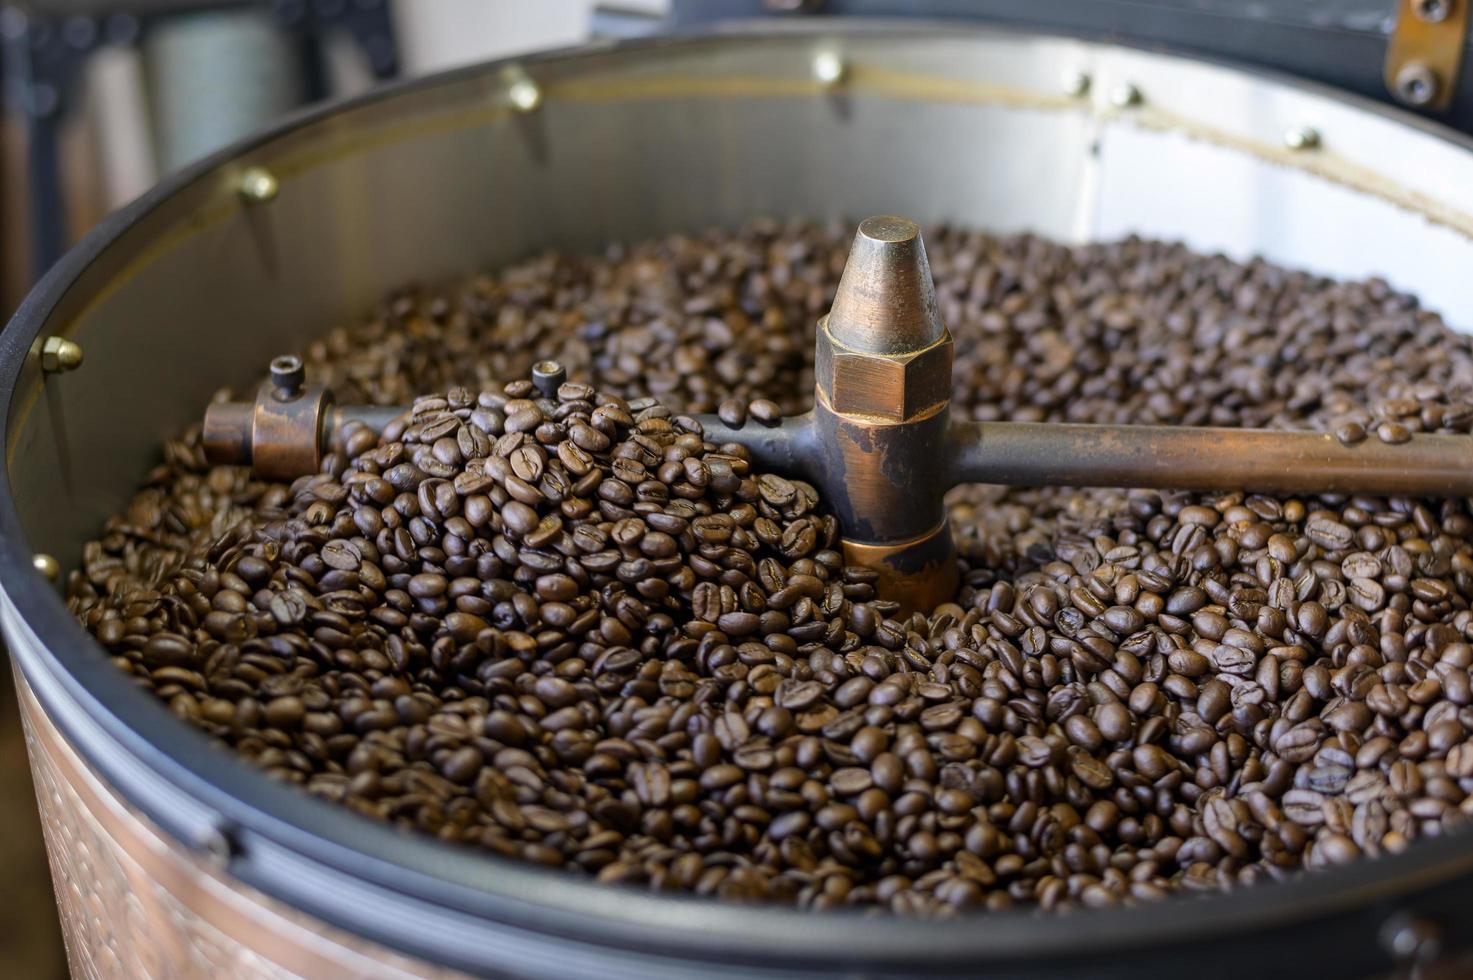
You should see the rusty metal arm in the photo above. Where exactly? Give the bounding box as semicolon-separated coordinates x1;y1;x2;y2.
694;412;820;477
206;401;823;480
333;405;407;437
948;420;1473;497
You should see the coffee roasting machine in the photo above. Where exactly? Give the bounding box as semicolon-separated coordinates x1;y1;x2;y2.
3;1;1473;977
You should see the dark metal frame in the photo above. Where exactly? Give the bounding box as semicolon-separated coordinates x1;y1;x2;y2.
6;23;1473;978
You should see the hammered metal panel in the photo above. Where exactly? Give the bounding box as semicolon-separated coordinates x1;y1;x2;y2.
14;669;459;979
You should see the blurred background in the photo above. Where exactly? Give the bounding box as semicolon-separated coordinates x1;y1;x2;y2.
0;2;663;973
0;0;670;314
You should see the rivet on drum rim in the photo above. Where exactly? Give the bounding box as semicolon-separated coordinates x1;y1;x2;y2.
40;336;83;373
237;166;279;204
1283;125;1320;151
1109;82;1142;108
1062;70;1090;97
812;49;846;88
32;553;59;582
507;72;542;113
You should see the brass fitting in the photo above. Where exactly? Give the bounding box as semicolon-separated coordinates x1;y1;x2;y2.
817;213;954;424
811;216;960;610
202;355;334;480
40;336;84;374
817;327;952;422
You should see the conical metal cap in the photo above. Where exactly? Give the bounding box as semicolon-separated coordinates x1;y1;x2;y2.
826;215;943;354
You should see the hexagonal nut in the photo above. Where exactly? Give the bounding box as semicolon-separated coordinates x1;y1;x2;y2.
819;329;953;422
40;336;83;373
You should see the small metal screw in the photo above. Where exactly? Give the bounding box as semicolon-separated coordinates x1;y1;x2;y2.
507;75;542;113
40;336;83;374
812;49;846;88
1394;61;1440;106
1284;125;1320;151
238;166;279;203
1109;82;1142;108
1062;70;1091;98
32;554;59;582
532;360;566;397
1414;0;1452;23
269;354;305;400
195;821;239;868
1382;914;1443;964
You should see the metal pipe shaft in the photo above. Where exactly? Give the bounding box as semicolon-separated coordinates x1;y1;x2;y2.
952;421;1473;496
333;405;406;437
695;413;819;476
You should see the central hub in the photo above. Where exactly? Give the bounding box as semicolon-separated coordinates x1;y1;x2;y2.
812;216;959;613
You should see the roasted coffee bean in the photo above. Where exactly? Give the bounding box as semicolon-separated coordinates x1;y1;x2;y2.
72;223;1473;916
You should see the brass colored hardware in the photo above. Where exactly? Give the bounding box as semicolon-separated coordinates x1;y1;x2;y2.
32;553;59;582
812;49;846;88
40;336;83;374
1386;0;1468;110
1284;125;1320;150
237;166;279;203
505;68;542;113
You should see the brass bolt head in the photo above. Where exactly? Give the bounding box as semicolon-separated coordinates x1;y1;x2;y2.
813;49;846;88
238;166;278;203
33;553;60;581
40;336;83;373
508;76;542;113
1109;82;1143;108
1284;125;1320;151
818;323;954;423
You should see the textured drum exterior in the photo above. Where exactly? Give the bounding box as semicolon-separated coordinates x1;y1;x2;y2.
14;664;453;979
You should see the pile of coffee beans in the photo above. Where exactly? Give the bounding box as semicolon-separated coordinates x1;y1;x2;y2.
68;222;1473;915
